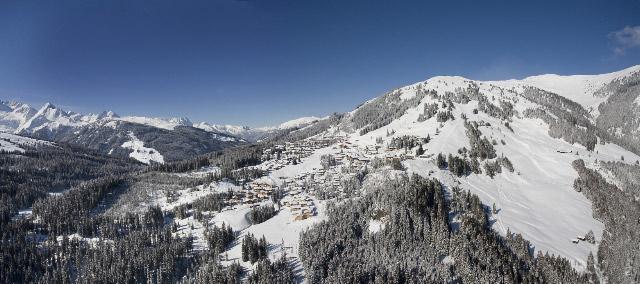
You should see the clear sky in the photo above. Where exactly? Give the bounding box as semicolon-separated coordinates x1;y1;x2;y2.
1;0;639;127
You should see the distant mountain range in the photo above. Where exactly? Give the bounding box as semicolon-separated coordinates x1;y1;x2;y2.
0;100;322;163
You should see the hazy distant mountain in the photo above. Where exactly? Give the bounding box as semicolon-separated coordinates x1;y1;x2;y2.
0;102;245;163
0;101;37;133
193;116;322;142
0;100;325;163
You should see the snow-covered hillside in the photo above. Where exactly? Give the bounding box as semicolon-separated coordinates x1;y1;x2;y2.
120;132;165;164
324;66;640;271
0;99;324;145
194;116;322;142
0;132;54;153
0;101;36;133
490;64;640;117
0;102;247;161
117;116;192;130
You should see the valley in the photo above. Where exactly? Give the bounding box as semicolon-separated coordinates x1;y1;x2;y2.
2;66;640;283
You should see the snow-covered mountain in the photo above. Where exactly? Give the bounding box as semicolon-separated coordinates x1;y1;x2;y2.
15;103;92;135
194;116;322;142
0;102;246;163
489;65;640;117
311;64;640;271
0;101;37;133
0;132;54;153
0;100;325;163
0;100;321;141
117;116;192;130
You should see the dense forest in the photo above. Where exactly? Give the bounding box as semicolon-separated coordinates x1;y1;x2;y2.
595;71;640;155
572;159;640;283
350;89;426;135
0;143;141;226
299;174;591;283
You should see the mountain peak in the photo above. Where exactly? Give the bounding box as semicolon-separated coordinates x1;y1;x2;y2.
41;102;56;110
98;110;119;119
168;117;192;126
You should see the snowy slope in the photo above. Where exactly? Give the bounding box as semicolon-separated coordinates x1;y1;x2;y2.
16;103;89;134
1;99;324;145
0;101;36;133
340;71;640;270
116;116;192;130
490;65;640;117
0;132;54;153
194;116;322;142
121;132;165;164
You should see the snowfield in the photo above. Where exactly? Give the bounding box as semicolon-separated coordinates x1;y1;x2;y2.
344;71;640;271
490;64;640;117
121;132;165;164
117;116;192;130
0;132;54;153
219;198;328;277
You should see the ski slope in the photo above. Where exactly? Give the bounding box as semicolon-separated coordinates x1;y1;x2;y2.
345;73;640;271
121;132;165;164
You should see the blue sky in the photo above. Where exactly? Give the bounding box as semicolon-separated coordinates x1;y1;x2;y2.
0;0;639;127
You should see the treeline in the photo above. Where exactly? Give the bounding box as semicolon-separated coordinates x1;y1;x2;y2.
477;92;517;121
595;71;640;155
522;87;598;151
417;102;439;122
153;144;265;182
464;121;497;160
248;204;277;225
436;110;455;122
436;153;473;176
150;155;211;173
350;89;426;135
299;174;590;283
180;256;242;283
388;135;428;151
241;233;268;264
247;255;296;284
32;176;127;236
572;159;640;283
1;205;192;283
176;191;232;219
0;143;140;225
600;160;640;197
524;108;598;151
205;223;235;254
269;113;344;144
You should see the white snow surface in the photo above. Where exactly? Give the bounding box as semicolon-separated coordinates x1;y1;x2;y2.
16;103;87;133
219;199;327;277
270;116;322;130
117;116;192;130
345;72;640;270
0;132;54;153
194;116;322;141
489;65;640;117
0;101;36;132
121;132;164;164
